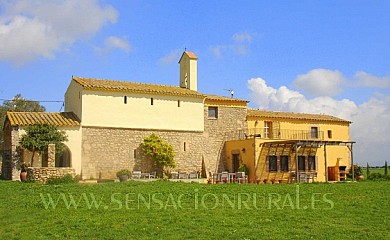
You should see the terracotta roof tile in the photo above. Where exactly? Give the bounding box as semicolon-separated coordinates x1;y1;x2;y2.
72;76;204;98
185;51;198;59
247;109;351;123
6;112;80;127
205;94;249;103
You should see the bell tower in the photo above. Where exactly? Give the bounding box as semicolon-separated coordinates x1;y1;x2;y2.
179;51;198;91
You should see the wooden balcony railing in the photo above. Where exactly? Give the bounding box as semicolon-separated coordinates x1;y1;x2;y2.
247;128;324;140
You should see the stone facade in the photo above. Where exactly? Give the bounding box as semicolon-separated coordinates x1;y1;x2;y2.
1;122;20;180
81;127;205;179
203;106;248;173
80;105;247;179
27;167;76;183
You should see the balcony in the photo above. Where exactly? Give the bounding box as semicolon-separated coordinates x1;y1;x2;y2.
247;128;324;141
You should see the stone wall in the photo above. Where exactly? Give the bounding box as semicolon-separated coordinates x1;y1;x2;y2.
203;106;247;174
81;127;205;179
27;167;76;183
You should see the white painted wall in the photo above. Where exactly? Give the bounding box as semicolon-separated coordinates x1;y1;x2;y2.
81;90;204;131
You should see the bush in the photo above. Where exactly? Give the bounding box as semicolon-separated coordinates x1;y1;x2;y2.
47;174;79;185
367;172;390;181
347;165;362;178
238;164;249;175
116;169;131;178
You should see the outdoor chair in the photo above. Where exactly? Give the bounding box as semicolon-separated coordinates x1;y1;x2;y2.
221;171;229;183
131;171;141;179
149;171;157;178
179;172;188;179
189;172;198;179
236;172;247;183
171;171;179;179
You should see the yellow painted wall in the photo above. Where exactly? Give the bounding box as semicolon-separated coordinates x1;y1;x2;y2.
247;118;350;141
80;90;205;131
18;126;82;174
225;139;256;181
64;80;83;120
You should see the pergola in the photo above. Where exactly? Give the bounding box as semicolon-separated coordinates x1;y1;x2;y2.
255;140;356;183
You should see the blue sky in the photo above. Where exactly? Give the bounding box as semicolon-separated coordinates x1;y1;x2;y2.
1;0;390;166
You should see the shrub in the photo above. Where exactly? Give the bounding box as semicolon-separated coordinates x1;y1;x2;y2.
367;172;390;181
347;165;362;178
238;164;249;175
47;174;79;185
116;169;131;178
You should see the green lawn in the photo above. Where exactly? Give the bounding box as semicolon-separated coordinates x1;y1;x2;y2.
1;180;389;239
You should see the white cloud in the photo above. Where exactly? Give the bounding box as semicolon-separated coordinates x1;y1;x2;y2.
248;77;390;166
232;32;253;43
354;71;390;88
209;31;254;58
0;0;118;64
95;36;131;55
293;69;346;97
158;49;182;65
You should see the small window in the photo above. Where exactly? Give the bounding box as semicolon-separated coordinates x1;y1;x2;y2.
124;96;127;104
183;142;186;151
268;156;277;172
308;156;316;171
264;121;273;138
151;98;154;105
280;155;289;172
298;156;306;171
178;100;181;107
311;127;319;139
208;107;218;118
328;130;332;139
134;149;137;159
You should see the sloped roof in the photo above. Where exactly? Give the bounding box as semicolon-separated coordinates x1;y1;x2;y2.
72;76;204;98
6;112;80;127
247;109;351;123
178;51;198;63
205;94;249;103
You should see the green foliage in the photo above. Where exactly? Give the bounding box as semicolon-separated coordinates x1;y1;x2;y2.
20;163;28;172
0;94;45;136
348;164;362;178
238;164;249;175
366;162;370;176
368;173;390;181
19;123;68;166
116;169;131;178
46;174;79;185
141;133;175;169
385;161;388;176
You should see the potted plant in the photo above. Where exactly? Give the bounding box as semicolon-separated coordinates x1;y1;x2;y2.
116;169;131;182
20;163;28;182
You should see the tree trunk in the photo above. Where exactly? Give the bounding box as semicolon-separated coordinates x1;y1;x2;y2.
30;149;35;167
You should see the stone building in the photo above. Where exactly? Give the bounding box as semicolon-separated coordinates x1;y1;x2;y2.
2;51;354;182
2;52;248;179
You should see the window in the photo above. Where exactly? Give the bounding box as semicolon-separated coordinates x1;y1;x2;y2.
308;156;316;171
298;156;306;171
280;155;289;172
151;98;154;105
268;156;277;172
178;100;181;107
183;142;186;151
327;130;332;139
311;126;318;139
124;96;127;104
264;121;272;138
133;149;137;159
208;107;218;119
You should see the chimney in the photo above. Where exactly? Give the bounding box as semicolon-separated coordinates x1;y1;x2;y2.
179;51;198;91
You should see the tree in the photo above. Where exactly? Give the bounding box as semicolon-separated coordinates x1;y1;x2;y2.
141;133;175;177
366;162;370;177
385;161;388;176
1;94;45;137
19;124;68;166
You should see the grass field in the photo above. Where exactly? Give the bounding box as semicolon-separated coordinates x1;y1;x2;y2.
1;180;389;239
